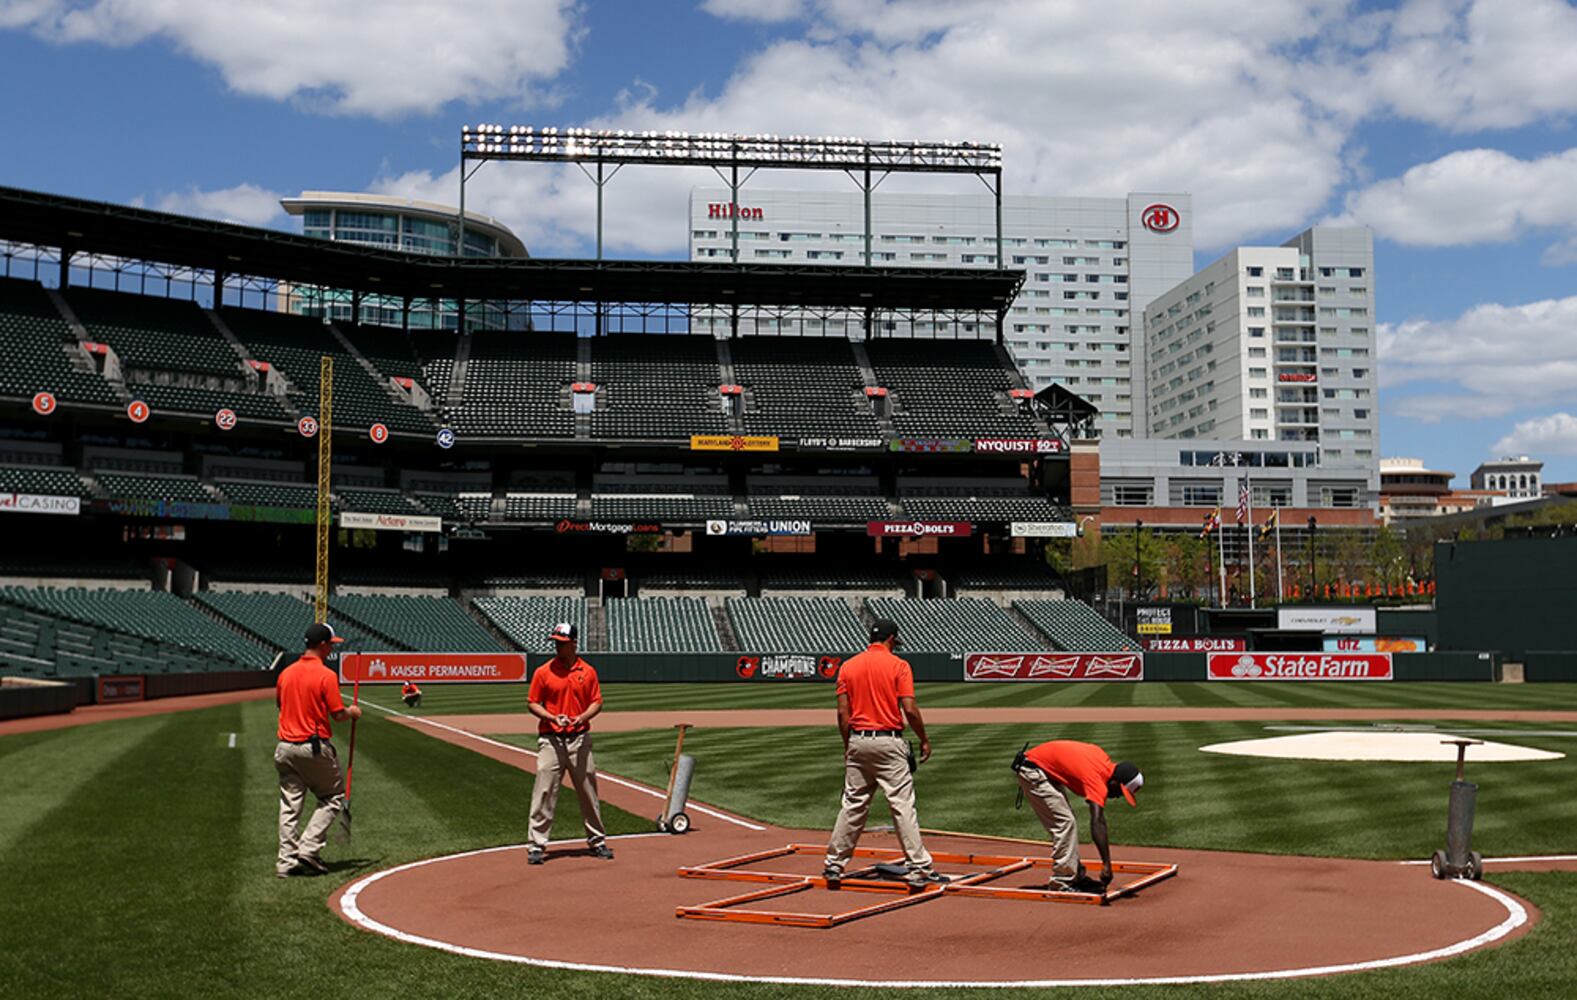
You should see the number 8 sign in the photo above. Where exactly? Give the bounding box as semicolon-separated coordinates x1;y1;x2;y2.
369;422;389;444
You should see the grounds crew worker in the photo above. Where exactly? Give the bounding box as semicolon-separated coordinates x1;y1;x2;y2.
274;622;361;878
526;623;613;865
1014;739;1143;892
823;618;947;889
401;680;422;708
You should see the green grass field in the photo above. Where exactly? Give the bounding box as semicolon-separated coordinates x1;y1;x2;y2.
364;679;1577;714
3;683;1575;999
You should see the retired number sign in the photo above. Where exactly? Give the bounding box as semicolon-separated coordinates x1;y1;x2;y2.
126;400;150;423
214;408;238;431
297;416;319;438
369;422;389;444
32;391;57;416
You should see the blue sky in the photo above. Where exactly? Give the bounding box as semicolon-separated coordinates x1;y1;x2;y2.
4;0;1577;483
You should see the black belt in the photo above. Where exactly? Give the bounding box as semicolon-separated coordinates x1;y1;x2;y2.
544;730;589;739
852;729;902;737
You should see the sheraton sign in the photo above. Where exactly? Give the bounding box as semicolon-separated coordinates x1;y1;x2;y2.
964;652;1143;682
1207;652;1393;681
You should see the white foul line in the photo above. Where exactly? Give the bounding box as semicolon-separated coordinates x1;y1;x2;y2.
227;732;237;749
1401;854;1577;865
336;847;1528;989
362;700;765;832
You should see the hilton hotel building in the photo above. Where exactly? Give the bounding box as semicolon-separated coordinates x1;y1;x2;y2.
688;189;1194;438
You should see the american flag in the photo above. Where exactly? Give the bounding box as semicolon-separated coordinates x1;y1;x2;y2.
1235;483;1249;523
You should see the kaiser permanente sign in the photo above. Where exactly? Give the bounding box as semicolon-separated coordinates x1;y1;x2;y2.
0;493;80;515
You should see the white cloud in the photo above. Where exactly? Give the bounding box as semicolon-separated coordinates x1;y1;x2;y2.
1492;413;1577;457
1389;394;1516;424
1358;0;1577;131
146;183;286;227
4;0;579;117
700;0;808;23
1332;147;1577;248
1378;296;1577;418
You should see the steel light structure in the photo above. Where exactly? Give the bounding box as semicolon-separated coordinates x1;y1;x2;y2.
458;125;1006;288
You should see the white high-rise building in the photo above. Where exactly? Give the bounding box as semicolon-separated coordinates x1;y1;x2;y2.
1141;227;1377;469
688;188;1193;438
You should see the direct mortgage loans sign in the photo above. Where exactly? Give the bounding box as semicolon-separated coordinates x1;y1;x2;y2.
340;652;529;683
1206;652;1393;681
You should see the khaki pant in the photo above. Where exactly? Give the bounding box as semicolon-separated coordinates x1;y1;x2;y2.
528;732;607;850
825;733;933;874
1017;765;1086;883
275;739;345;875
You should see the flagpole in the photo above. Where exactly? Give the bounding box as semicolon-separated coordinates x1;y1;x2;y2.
1274;510;1284;602
1245;473;1256;609
1217;515;1227;608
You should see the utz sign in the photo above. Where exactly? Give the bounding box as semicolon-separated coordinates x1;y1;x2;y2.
1207;652;1393;681
964;652;1143;682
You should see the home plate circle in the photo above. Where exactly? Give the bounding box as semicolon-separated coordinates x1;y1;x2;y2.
328;829;1532;987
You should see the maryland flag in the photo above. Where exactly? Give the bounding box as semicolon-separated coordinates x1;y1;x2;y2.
1200;507;1221;538
1259;507;1279;540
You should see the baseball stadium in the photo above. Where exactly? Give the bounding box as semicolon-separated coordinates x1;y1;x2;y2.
2;131;1576;1000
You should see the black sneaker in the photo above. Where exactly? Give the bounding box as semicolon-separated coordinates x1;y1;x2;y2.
906;869;950;889
591;844;615;860
527;848;545;865
821;866;843;887
291;855;329;877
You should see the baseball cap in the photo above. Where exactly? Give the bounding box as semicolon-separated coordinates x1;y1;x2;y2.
549;622;579;643
1109;761;1143;807
868;618;900;644
304;622;345;647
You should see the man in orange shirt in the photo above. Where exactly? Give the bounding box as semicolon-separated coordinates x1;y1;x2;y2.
1014;739;1143;892
526;623;611;865
823;618;946;890
401;680;422;708
274;622;362;878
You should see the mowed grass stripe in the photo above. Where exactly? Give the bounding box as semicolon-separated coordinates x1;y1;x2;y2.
0;708;252;997
0;718;180;857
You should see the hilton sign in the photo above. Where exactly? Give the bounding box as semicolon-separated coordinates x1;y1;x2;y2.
708;203;764;220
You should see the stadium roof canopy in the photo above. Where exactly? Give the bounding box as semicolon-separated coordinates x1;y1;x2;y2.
0;185;1023;312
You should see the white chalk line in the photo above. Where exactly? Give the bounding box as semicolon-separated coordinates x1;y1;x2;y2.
1400;854;1577;865
335;845;1528;989
226;732;236;749
362;700;765;832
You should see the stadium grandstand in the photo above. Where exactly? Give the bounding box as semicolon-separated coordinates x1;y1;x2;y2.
0;183;1138;690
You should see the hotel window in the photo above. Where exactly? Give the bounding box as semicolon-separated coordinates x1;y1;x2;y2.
1246;286;1265;297
1247;307;1266;317
1247;266;1263;276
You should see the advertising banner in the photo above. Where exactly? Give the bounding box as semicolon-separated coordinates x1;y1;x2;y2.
1144;636;1247;652
1323;636;1428;653
734;654;843;680
972;438;1064;455
1276;607;1378;634
964;652;1144;681
690;434;779;452
340;511;443;533
796;437;884;452
1135;607;1173;635
97;675;146;703
340;652;530;684
888;438;971;454
1207;652;1393;681
0;493;81;516
705;519;813;537
554;520;662;535
867;520;973;538
1010;521;1078;538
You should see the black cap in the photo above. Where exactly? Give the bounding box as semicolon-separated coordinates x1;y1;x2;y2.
868;618;900;644
1109;761;1144;807
549;622;578;642
305;622;344;647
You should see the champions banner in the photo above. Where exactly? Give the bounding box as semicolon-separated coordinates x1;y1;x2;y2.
1206;652;1393;681
964;652;1143;681
340;652;529;683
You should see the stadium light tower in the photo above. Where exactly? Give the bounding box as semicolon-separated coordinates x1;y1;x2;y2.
458;125;1006;284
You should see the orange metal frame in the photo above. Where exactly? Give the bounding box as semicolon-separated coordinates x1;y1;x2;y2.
676;844;1178;927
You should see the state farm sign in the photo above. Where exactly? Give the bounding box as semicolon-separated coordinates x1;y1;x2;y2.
341;652;529;684
1207;652;1392;681
867;520;973;538
964;652;1143;682
973;438;1063;454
